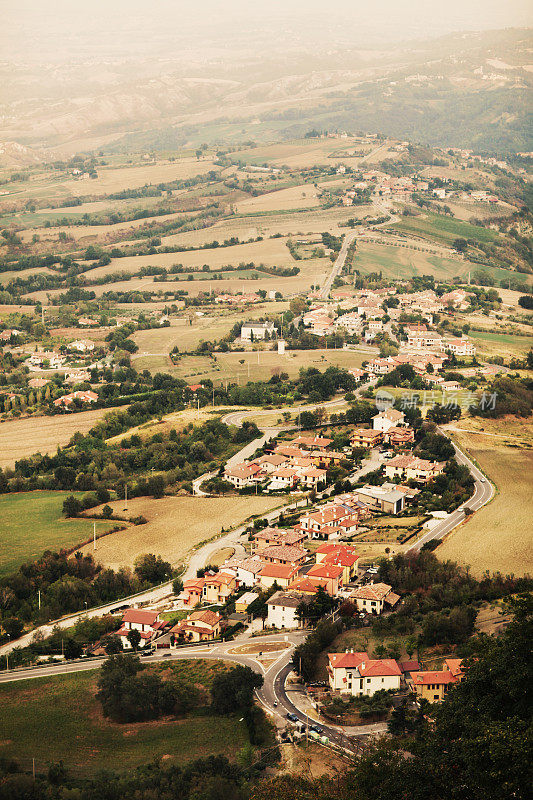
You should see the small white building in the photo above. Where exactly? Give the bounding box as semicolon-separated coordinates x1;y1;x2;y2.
266;591;309;629
241;321;275;341
372;408;406;433
69;339;95;353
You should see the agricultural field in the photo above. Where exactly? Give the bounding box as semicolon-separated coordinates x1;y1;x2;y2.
164;348;369;386
234;183;321;213
0;491;115;576
468;330;533;359
0;157;220;206
353;240;465;281
390;211;501;245
79;495;281;572
438;422;533;577
0;408;109;469
0;661;249;774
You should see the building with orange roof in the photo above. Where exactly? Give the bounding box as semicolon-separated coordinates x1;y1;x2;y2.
411;659;464;703
350;582;399;614
259;563;300;590
306;562;344;595
350;428;383;448
328;650;402;696
171;609;221;643
260;544;307;566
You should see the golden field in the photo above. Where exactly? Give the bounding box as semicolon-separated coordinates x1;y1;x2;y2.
437;422;533;577
79;495;280;571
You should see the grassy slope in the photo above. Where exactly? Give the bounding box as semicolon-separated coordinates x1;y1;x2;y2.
0;661;249;774
0;492;115;576
438;427;533;577
390;212;500;245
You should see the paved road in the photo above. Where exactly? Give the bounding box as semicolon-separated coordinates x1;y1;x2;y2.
320;231;358;300
0;631;373;752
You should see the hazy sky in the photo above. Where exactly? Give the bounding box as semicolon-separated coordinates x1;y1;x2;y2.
2;0;532;62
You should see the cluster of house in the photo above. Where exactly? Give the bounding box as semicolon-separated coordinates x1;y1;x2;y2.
327;651;464;701
176;535;401;639
26;339;97;371
302;287;473;342
53;389;98;408
337;171;431;205
224;434;342;492
215;293;261;305
0;328;21;343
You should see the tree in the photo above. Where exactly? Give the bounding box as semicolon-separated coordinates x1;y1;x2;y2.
127;628;141;651
62;495;82;518
518;295;533;310
102;504;113;519
134;553;172;584
211;665;263;715
2;617;23;639
103;634;123;654
147;474;165;498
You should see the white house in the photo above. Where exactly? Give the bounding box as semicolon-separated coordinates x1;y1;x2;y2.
224;463;263;488
116;609;163;649
266;591;309;629
328;651;402;696
443;337;476;357
241;321;275;340
372;407;405;433
69;339;95;353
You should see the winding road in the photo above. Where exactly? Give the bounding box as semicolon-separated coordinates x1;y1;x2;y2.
0;400;495;751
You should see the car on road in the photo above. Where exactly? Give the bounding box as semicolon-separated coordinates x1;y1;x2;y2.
309;724;322;734
286;713;299;723
141;649;154;657
480;477;486;483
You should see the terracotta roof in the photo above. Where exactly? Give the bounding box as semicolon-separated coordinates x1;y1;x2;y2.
328;652;368;669
352;583;392;601
359;659;401;677
399;660;421;673
308;563;343;580
261;545;307;562
122;609;159;626
259;563;299;580
412;670;458;686
187;609;221;626
323;551;359;567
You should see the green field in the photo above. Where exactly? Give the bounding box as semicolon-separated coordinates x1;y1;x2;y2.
354;240;524;286
0;661;249;774
469;329;533;358
391;212;500;245
0;492;115;576
141;348;368;386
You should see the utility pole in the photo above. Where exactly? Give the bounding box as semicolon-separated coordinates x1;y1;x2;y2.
197;398;200;419
124;484;128;512
93;521;96;550
38;589;41;610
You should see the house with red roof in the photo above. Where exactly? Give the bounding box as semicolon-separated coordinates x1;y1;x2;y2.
259;563;300;590
411;658;464;702
260;544;307;567
306;562;344;595
53;390;98;408
317;544;360;583
117;609;165;649
328;650;402;696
